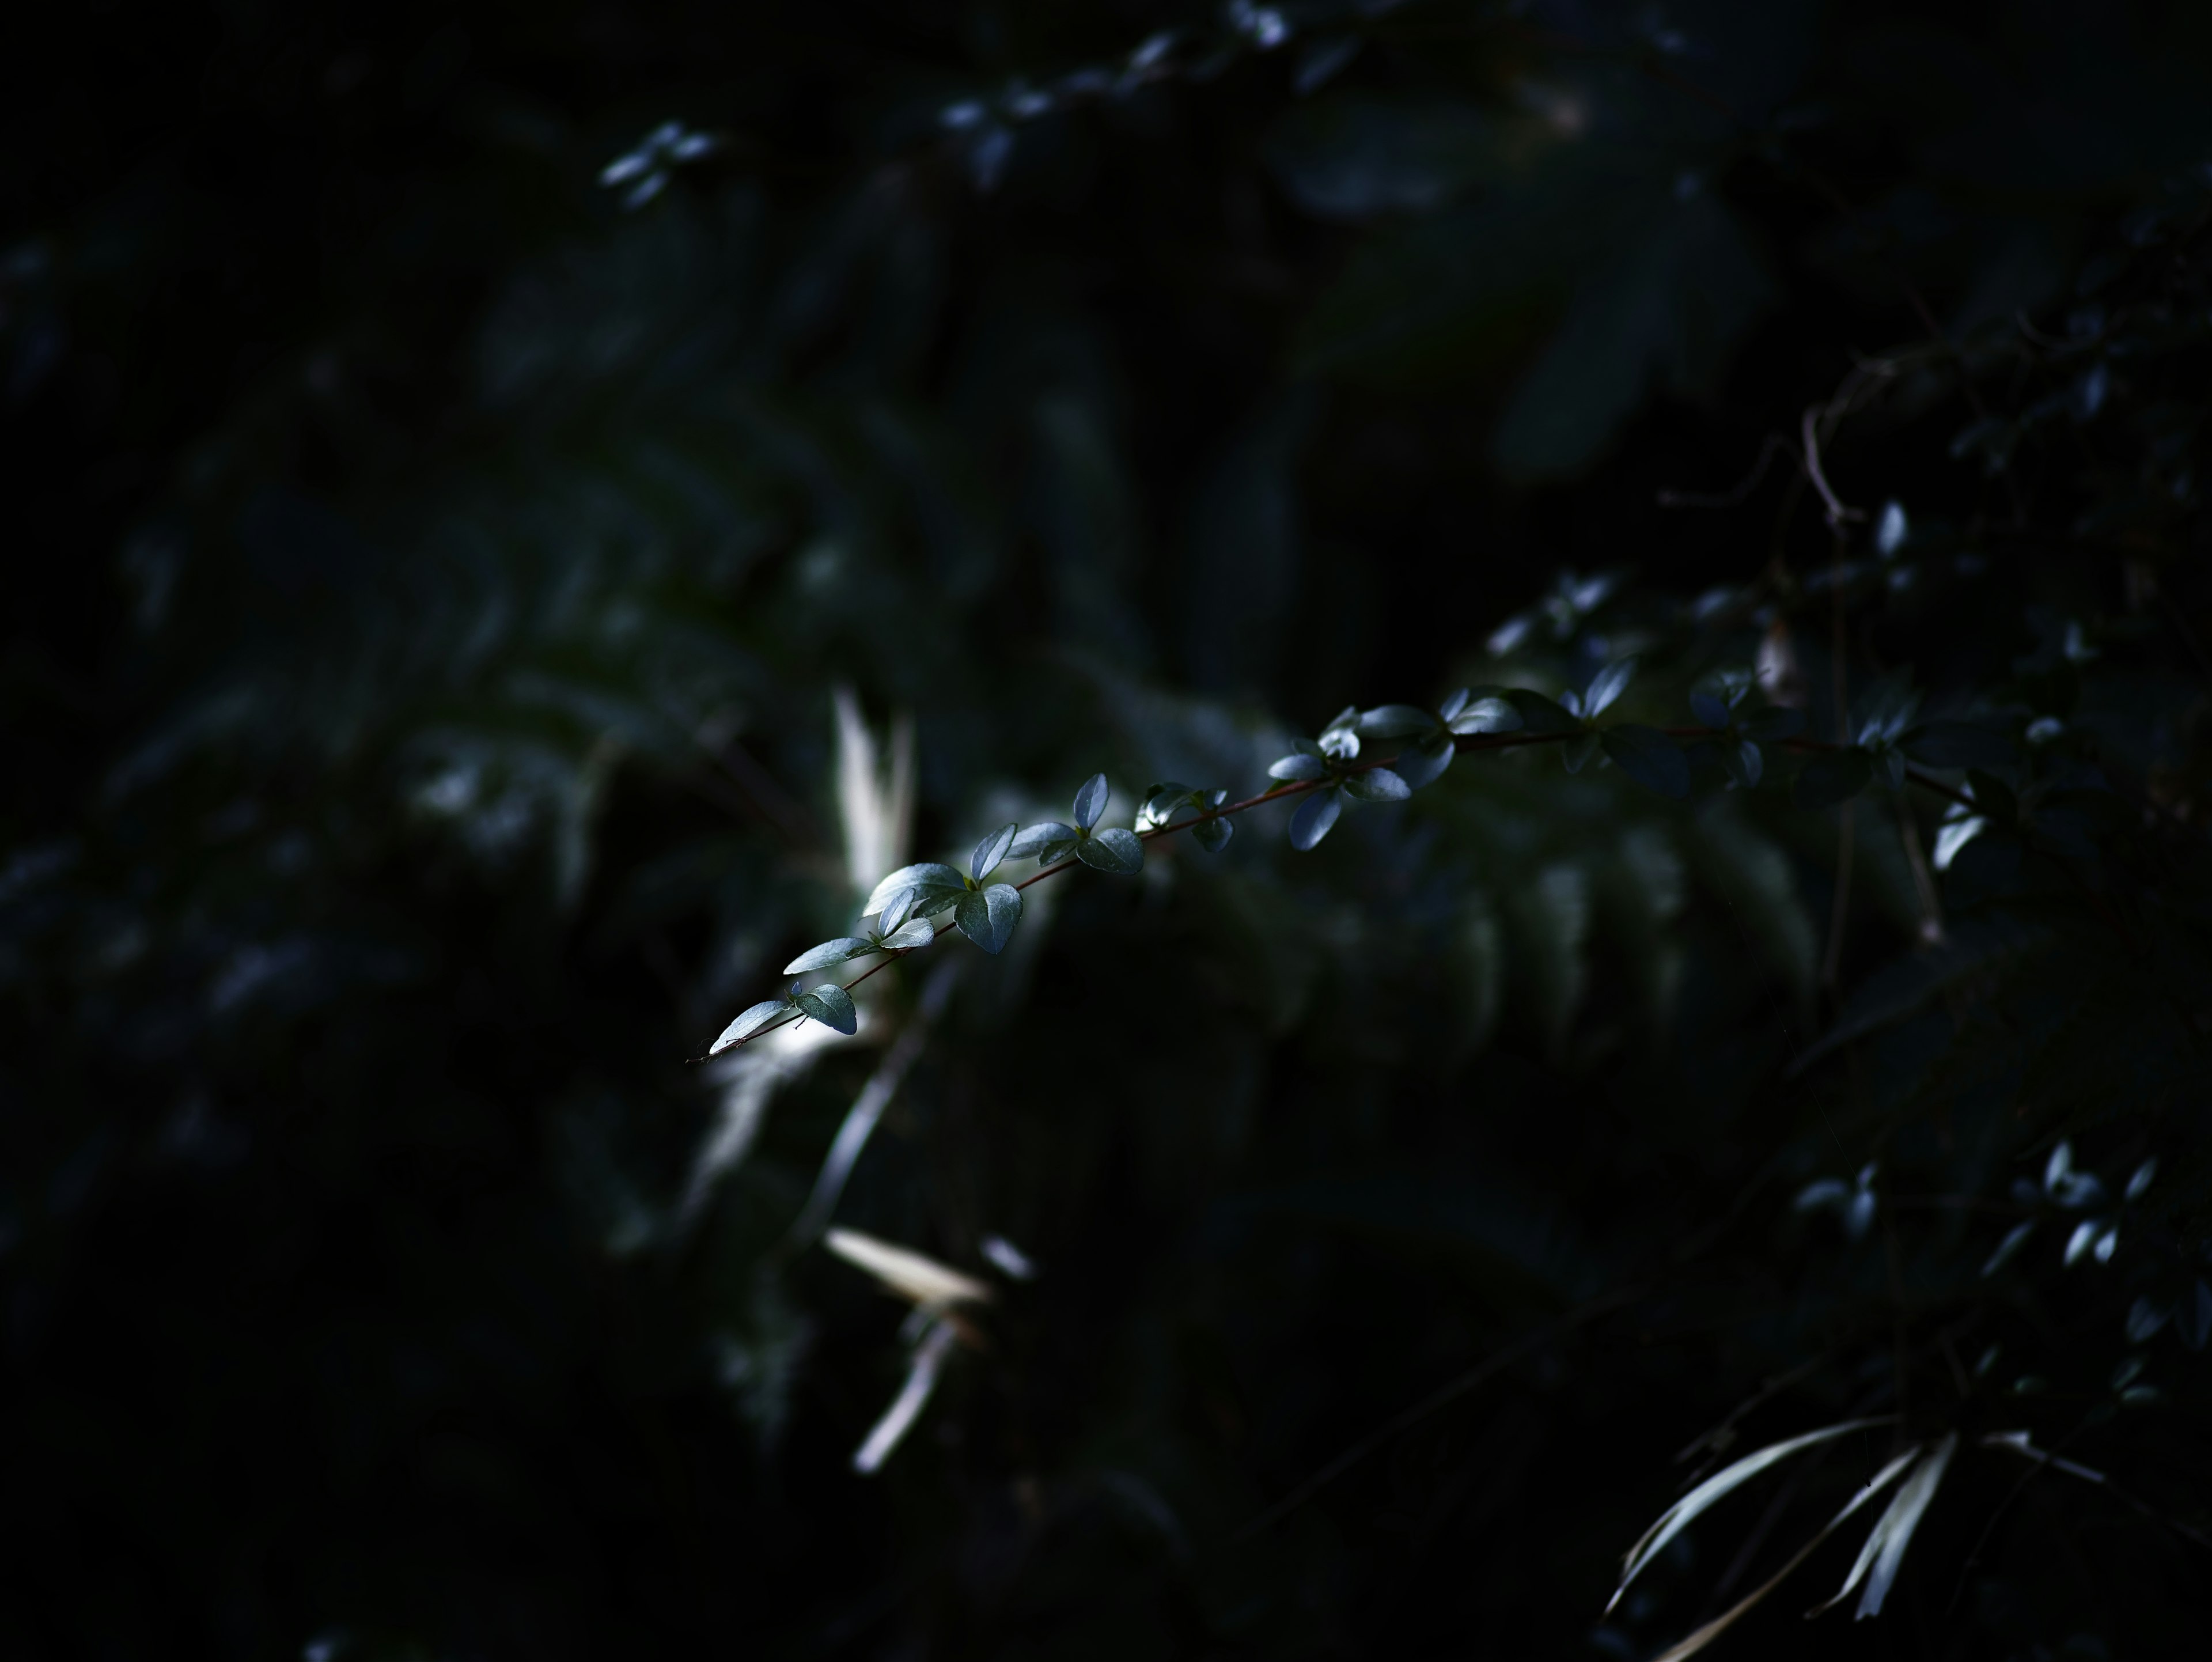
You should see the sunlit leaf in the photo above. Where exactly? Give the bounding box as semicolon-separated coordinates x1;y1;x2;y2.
1071;773;1109;830
970;823;1018;883
863;862;967;919
1357;704;1435;738
1269;754;1330;781
783;937;873;974
1289;788;1342;850
1584;656;1639;718
1342;767;1410;802
1009;822;1080;861
709;998;794;1055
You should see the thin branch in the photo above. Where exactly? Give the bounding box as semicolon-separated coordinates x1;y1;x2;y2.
1657;434;1799;510
1229;1286;1637;1542
692;726;1983;1061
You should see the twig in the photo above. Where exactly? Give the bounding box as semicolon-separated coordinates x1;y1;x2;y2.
693;725;1988;1059
1657;434;1799;510
1229;1287;1637;1541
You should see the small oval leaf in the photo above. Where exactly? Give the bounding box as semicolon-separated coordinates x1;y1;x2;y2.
783;937;873;974
971;822;1018;883
1793;749;1874;811
1009;822;1078;861
710;997;794;1055
956;883;1024;953
1071;773;1109;830
1343;767;1411;802
1289;788;1342;850
1357;704;1435;738
1076;827;1144;874
1584;655;1639;717
1599;725;1690;799
1268;754;1328;782
793;983;858;1035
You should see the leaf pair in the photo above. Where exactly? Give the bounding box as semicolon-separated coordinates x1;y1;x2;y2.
862;821;1031;956
1356;687;1522;788
1276;766;1412;851
1689;672;1802;791
1009;773;1145;875
707;978;859;1054
1139;782;1234;853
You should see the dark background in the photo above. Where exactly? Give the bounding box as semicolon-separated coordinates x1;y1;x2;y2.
6;2;2212;1657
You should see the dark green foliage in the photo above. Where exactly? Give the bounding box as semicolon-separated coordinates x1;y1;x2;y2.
9;1;2212;1658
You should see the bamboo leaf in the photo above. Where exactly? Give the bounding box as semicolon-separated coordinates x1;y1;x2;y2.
1807;1432;1956;1619
1647;1447;1921;1662
1610;1418;1892;1611
825;1227;994;1308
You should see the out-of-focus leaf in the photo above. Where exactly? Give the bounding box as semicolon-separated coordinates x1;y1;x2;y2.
824;1228;992;1308
1392;731;1455;789
1357;704;1434;738
852;1319;956;1475
1741;706;1804;741
1268;754;1329;781
1448;695;1521;736
1790;918;2045;1072
1899;721;2014;769
955;883;1022;953
1600;725;1688;798
1264;95;1497;222
1192;815;1233;853
1584;656;1639;717
1342;768;1410;803
1076;827;1143;874
1502;689;1582;735
1793;748;1872;811
793;983;858;1035
1561;732;1601;774
1494;195;1775;480
1288;788;1342;850
1982;1221;2035;1277
784;937;873;974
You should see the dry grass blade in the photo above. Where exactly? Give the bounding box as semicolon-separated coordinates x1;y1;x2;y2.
1650;1447;1921;1662
852;1319;957;1474
1609;1418;1891;1611
1808;1432;1957;1619
825;1228;994;1309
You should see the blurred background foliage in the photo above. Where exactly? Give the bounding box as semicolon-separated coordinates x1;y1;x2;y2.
6;0;2212;1656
